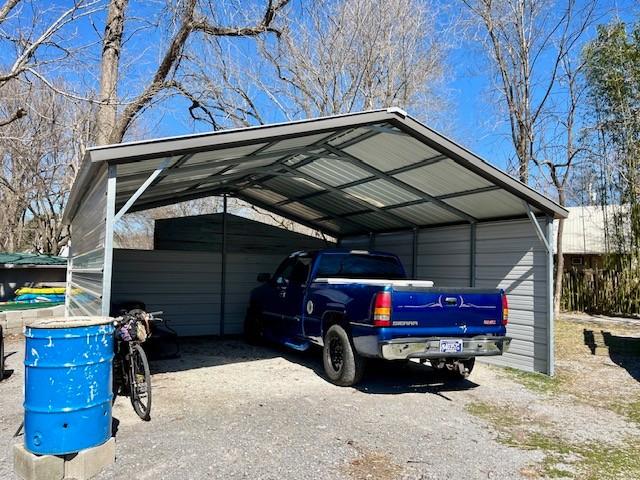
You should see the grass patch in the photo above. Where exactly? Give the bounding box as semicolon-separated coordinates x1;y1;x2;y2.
612;399;640;425
502;367;563;395
466;401;640;479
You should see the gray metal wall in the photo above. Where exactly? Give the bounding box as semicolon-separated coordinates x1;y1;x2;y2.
342;218;550;373
112;215;333;336
112;249;222;336
66;164;109;316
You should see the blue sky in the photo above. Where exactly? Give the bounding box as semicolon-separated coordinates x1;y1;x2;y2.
5;0;637;175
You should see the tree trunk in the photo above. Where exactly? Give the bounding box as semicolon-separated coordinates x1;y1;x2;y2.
96;0;128;145
554;216;565;317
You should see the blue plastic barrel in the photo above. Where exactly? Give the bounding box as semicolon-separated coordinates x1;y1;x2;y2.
24;317;114;455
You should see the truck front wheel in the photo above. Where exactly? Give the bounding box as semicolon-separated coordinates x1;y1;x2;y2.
323;325;365;386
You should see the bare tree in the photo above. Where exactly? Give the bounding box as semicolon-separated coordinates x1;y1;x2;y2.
462;0;598;184
0;0;103;129
95;0;291;145
182;0;452;128
464;0;600;315
0;80;95;253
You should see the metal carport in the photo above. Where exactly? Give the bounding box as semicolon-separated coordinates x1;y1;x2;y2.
62;108;567;374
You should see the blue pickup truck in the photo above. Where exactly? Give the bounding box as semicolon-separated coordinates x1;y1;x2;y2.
245;249;511;386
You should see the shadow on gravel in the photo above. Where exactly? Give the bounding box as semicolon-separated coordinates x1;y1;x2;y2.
148;337;288;374
148;337;479;397
584;329;640;383
355;361;479;398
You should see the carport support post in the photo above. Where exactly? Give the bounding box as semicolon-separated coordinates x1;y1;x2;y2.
546;216;555;376
219;194;227;337
469;223;476;287
412;228;418;279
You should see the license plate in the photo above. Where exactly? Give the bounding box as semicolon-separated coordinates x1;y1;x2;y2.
439;339;463;353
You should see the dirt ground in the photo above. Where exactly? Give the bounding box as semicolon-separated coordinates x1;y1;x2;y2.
1;314;639;479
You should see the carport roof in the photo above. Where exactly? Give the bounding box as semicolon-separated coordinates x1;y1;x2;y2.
64;108;568;237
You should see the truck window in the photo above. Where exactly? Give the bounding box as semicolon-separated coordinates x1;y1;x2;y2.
314;253;406;280
274;256;312;285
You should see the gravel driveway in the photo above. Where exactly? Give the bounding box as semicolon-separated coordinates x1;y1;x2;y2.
1;317;638;479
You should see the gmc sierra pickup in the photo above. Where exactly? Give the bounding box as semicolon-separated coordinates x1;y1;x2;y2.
245;249;511;386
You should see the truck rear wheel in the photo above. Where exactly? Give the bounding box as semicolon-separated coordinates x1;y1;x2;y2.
323;325;365;386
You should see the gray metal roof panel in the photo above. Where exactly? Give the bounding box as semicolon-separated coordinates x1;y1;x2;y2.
64;108;568;232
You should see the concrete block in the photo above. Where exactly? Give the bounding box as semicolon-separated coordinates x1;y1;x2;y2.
5;313;24;335
64;437;115;480
51;305;65;316
21;309;39;319
13;443;64;480
37;307;55;318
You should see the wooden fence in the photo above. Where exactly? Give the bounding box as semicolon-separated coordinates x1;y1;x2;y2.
561;268;640;316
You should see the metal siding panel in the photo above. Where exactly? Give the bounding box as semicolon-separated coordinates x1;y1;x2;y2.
387;202;461;226
414;225;471;286
304;192;367;215
475;219;549;374
372;232;413;271
298;158;370;186
344;179;420;207
111;249;222;336
263;176;324;198
67;164;108;316
343;131;441;171
444;189;529;219
183;144;267;166
394;159;493;196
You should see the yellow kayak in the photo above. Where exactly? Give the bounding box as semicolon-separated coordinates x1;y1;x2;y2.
15;287;66;295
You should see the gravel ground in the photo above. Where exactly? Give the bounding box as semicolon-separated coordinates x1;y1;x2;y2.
1;319;638;479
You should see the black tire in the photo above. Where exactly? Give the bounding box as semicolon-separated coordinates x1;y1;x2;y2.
0;326;4;382
243;309;263;345
322;324;365;387
129;344;152;421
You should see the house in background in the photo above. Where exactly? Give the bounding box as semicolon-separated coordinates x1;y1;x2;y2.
0;253;67;301
554;205;623;271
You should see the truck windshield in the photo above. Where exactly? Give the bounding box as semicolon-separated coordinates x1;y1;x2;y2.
314;253;406;279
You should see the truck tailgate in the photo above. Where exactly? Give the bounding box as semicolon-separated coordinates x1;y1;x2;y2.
390;288;504;336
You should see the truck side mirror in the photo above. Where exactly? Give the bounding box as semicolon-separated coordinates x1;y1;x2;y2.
257;272;271;283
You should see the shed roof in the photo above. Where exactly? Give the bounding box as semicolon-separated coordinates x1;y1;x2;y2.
64;108;568;237
0;252;67;267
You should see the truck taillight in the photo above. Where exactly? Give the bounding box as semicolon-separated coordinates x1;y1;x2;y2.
373;291;391;327
502;293;509;326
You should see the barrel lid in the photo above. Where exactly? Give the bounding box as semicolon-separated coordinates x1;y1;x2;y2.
25;316;113;329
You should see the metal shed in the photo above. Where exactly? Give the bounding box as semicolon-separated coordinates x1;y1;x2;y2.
62;108;567;374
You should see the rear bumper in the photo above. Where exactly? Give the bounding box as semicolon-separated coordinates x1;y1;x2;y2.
380;336;511;360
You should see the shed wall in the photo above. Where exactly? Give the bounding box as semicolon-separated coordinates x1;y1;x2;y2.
112;215;332;336
67;164;109;316
341;218;549;373
112;249;222;336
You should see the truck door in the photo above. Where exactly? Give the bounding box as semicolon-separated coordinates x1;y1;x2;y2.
280;255;312;339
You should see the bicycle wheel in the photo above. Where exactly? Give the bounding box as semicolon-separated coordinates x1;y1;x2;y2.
128;344;152;421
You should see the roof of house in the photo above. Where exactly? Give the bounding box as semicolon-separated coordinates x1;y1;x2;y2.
554;205;624;254
0;252;67;267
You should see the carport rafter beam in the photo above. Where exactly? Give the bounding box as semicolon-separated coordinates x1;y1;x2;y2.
247;128;383;189
272;154;450;208
321;144;478;224
114;158;172;222
279;164;418;229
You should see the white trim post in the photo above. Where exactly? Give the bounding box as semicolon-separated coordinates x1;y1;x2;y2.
101;164;117;316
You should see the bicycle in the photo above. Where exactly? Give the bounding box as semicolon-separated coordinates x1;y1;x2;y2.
112;309;163;421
